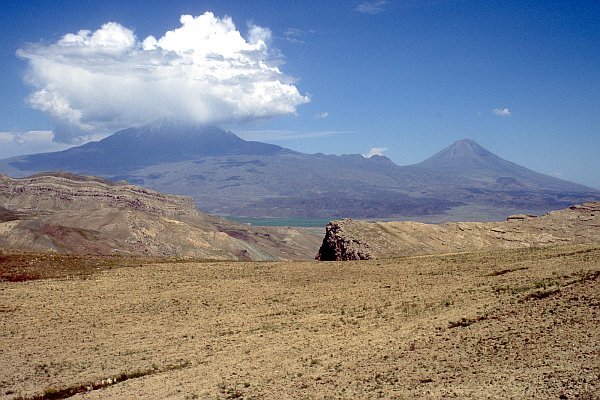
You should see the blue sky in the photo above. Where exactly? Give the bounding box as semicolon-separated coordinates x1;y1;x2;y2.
1;0;599;188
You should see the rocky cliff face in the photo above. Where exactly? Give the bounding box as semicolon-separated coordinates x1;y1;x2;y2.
316;202;600;260
0;173;321;260
317;220;372;261
0;172;196;217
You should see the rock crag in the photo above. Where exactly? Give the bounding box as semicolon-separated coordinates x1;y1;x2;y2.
317;202;600;260
317;220;372;261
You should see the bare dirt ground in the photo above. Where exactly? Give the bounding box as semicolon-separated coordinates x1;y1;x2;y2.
1;244;599;399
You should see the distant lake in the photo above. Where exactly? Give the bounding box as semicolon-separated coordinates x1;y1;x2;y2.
227;217;332;227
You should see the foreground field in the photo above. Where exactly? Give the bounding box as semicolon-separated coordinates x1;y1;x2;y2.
1;244;599;399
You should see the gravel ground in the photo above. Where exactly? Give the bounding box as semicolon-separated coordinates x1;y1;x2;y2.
1;244;599;399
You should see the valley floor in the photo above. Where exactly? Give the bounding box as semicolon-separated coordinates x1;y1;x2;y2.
1;244;599;399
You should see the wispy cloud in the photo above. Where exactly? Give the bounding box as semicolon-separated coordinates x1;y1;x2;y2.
0;130;104;159
493;108;511;117
364;147;388;158
237;129;348;142
17;12;309;143
315;112;329;119
283;28;306;44
355;1;388;14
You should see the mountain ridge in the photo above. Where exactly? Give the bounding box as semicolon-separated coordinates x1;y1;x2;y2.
7;122;289;174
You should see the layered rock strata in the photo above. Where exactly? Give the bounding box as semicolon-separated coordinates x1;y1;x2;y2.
0;173;196;217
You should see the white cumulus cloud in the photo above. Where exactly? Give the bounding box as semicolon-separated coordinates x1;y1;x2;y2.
364;147;388;158
17;12;309;143
493;108;511;117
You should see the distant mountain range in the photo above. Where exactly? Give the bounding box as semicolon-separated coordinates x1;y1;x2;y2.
1;120;598;221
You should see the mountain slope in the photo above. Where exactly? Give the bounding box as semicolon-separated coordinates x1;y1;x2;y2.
418;138;518;171
1;122;598;220
6;120;287;174
416;138;589;191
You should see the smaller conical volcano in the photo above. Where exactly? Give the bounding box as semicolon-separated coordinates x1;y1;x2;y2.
417;139;501;168
415;138;592;191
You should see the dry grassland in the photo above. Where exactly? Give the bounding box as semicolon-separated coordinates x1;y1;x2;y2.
1;244;599;399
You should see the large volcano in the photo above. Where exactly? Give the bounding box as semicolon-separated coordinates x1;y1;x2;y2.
4;120;288;174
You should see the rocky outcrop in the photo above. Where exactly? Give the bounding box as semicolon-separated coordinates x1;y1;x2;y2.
317;202;600;260
569;202;600;213
506;214;537;221
0;173;321;260
316;220;371;261
0;173;196;217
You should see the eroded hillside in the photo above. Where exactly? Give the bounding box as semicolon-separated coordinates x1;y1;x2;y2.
317;202;600;260
0;173;320;260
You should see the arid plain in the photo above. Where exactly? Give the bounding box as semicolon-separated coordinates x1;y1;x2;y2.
2;243;599;399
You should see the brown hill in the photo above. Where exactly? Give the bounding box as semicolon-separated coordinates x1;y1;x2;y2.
317;202;600;260
0;173;320;260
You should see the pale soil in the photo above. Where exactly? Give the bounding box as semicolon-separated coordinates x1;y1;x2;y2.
1;244;599;399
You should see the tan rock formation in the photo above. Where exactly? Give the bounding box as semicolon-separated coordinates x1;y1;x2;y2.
317;202;600;260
